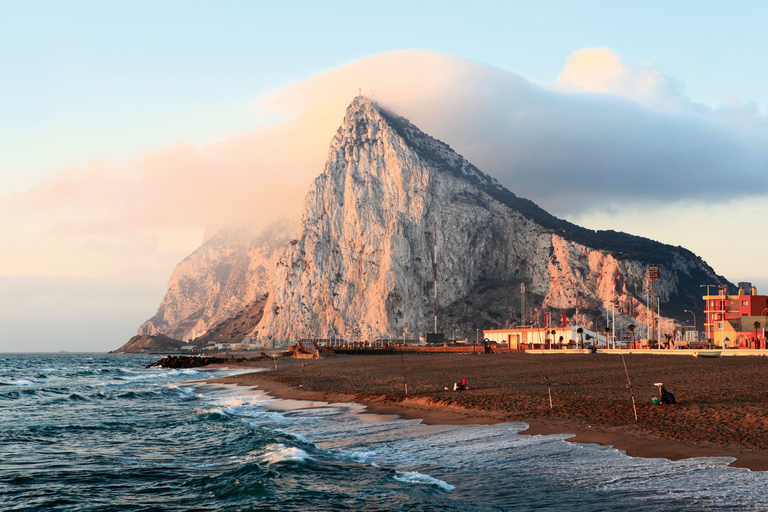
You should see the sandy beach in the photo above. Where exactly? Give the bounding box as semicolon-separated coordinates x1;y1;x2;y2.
207;351;768;471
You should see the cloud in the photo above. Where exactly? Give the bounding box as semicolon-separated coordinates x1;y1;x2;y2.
253;50;768;214
3;49;768;294
554;47;690;111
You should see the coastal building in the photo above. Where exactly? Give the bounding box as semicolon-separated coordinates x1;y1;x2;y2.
681;330;700;343
483;326;607;350
702;283;768;348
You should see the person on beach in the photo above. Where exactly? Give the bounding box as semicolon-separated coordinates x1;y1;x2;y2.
453;378;468;391
658;385;676;404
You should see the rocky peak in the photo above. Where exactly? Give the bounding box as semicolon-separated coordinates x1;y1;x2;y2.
339;97;503;191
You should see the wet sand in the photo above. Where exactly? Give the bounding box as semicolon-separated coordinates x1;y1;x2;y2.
207;352;768;471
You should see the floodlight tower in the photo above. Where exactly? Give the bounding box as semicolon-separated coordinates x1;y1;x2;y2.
647;265;660;343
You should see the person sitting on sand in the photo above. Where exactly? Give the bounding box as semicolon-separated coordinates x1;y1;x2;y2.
659;386;676;404
453;378;468;391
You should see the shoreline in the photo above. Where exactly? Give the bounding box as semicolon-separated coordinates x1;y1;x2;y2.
208;372;768;471
206;355;768;471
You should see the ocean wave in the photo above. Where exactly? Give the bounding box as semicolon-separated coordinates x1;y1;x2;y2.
193;407;235;420
73;368;102;376
115;374;162;381
393;470;455;491
242;412;289;428
274;430;312;445
260;443;314;465
118;390;161;399
166;369;200;376
114;368;199;382
0;379;35;386
347;450;377;464
169;385;199;399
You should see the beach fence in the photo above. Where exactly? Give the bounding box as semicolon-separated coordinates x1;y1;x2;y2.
312;344;517;354
306;339;516;355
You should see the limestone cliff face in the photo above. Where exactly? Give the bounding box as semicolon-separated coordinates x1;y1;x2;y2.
251;97;724;341
138;97;727;345
138;222;294;341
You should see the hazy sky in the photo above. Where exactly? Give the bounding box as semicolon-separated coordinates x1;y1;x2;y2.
2;1;767;352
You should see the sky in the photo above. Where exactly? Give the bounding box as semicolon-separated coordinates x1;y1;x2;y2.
2;1;767;352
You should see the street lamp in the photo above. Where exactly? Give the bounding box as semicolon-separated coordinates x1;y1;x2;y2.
595;312;608;349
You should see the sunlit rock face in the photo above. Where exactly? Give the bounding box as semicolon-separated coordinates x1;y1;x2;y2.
139;97;727;344
138;222;294;341
251;97;725;342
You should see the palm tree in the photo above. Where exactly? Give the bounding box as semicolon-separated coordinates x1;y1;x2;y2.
627;324;636;350
585;334;593;349
663;333;673;349
577;327;584;349
603;327;611;349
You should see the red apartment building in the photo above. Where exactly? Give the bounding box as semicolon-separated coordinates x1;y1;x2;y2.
703;283;768;348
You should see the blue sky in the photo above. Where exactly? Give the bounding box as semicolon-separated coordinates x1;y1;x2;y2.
2;1;767;351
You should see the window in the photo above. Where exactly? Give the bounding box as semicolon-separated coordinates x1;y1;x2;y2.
743;300;749;306
718;322;723;329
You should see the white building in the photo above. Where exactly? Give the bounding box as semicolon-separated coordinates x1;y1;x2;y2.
483;326;608;350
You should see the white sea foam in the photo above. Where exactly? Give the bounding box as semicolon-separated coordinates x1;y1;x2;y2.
116;374;162;381
4;379;34;386
166;369;199;376
347;450;377;465
116;369;196;382
261;443;313;464
393;470;455;491
171;386;197;397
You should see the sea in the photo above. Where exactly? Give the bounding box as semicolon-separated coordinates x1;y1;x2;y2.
1;353;766;512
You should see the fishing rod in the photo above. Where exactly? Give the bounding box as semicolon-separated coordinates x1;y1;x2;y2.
400;349;408;396
536;319;553;409
620;350;638;421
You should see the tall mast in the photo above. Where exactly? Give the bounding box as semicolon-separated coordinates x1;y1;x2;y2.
434;226;438;334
